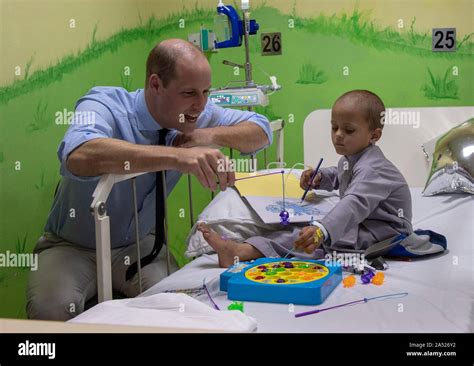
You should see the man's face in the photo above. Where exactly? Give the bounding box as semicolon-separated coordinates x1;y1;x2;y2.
152;58;212;134
330;99;377;156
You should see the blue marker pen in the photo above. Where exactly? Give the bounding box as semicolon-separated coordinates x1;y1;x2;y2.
300;158;323;204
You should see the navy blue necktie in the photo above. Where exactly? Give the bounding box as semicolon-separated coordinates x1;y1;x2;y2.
126;128;169;281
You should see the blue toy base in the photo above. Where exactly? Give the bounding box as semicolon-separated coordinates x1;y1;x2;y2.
220;257;342;305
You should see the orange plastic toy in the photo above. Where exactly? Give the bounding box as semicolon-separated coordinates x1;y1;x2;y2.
342;275;356;288
371;272;385;286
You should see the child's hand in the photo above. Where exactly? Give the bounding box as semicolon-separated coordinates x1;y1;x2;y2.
300;169;322;190
294;226;324;253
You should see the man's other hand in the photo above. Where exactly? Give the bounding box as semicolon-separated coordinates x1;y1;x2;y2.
175;147;235;191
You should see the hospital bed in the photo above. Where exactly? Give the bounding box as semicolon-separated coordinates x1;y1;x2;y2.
74;107;473;332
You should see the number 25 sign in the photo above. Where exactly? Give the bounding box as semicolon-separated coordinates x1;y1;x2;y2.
261;32;282;56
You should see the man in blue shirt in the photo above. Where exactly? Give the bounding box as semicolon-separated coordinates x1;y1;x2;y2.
27;39;272;320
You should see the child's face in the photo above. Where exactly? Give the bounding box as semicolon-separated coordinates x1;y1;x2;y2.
330;100;381;156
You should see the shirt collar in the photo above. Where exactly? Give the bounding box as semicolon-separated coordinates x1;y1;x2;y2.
346;144;375;165
135;89;163;131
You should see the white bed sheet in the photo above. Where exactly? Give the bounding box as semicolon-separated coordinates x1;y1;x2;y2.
141;188;474;333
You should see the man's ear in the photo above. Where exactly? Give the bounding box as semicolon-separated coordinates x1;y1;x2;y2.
147;74;163;96
370;128;382;144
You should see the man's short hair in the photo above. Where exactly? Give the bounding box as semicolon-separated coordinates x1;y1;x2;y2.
335;90;386;130
146;44;179;88
145;41;204;88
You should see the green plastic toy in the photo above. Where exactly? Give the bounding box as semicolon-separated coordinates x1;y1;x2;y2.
227;301;244;312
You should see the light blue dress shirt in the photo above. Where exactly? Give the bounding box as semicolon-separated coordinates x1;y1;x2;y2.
45;87;272;249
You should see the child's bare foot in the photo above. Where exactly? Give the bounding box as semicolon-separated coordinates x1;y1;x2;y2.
197;223;240;268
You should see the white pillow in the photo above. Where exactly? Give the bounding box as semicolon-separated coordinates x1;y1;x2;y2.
185;187;282;258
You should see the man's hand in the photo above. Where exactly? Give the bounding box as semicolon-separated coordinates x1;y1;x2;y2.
173;129;215;148
175;147;235;191
300;168;322;190
294;226;324;254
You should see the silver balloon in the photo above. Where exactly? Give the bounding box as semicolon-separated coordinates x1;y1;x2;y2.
423;118;474;196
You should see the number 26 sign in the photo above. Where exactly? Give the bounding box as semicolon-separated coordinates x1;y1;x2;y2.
261;32;282;56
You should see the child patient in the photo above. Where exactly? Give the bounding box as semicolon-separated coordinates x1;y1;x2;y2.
198;90;413;267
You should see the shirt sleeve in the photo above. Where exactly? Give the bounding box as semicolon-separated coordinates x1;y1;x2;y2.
201;100;273;154
58;100;115;182
318;166;339;191
319;167;392;245
165;129;179;147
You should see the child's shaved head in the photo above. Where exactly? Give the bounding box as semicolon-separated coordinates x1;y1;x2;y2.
334;90;385;131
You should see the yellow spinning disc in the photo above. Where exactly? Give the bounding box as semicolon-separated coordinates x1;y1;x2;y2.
245;261;329;285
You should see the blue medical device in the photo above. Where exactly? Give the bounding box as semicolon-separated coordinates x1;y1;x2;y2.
214;4;259;49
220;258;342;305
